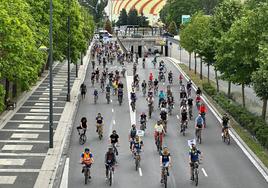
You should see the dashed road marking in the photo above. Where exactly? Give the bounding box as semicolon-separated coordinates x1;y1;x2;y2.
112;109;114;112
24;116;48;120
11;133;39;139
0;176;17;184
0;159;26;166
19;124;44;129
202;168;208;177
139;167;143;176
113;120;116;125
2;145;33;151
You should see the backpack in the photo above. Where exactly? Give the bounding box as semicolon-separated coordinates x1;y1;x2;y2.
94;90;98;96
196;116;203;127
130;128;136;138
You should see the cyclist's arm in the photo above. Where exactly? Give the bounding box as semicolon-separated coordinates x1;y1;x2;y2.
160;156;163;166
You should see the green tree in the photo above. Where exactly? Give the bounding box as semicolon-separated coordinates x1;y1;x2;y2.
104;19;113;34
116;8;128;26
138;13;149;27
168;21;177;35
128;9;138;25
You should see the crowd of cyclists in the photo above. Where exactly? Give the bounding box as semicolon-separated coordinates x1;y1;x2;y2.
77;38;230;185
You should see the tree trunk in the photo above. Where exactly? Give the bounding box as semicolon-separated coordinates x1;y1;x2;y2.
194;53;197;74
200;57;203;80
242;83;245;108
228;81;231;98
81;52;83;65
5;78;10;103
215;68;219;92
12;81;17;98
207;63;210;83
262;98;267;120
189;52;191;71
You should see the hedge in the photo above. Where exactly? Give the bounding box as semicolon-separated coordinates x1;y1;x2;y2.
202;83;268;149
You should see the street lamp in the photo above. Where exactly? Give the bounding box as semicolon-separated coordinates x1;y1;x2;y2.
38;0;54;148
67;0;71;102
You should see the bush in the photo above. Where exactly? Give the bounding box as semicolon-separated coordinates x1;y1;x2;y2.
204;83;268;149
202;82;216;96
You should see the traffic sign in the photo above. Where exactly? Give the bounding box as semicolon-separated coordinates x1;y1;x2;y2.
182;15;191;24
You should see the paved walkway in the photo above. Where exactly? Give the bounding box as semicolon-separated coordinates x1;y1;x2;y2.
0;62;77;187
168;39;267;117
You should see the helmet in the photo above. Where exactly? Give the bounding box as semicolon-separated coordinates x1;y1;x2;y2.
132;124;136;128
157;120;161;125
191;143;196;150
112;130;116;134
84;148;90;152
97;112;101;116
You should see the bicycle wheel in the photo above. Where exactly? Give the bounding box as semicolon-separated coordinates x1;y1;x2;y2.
164;174;167;188
109;168;112;186
227;134;231;145
84;168;88;184
79;134;86;145
182;125;185;136
194;169;198;186
135;158;139;171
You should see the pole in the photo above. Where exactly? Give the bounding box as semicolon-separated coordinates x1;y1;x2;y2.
49;0;54;148
67;0;71;102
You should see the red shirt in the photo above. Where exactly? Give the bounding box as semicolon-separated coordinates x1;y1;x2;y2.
199;105;206;113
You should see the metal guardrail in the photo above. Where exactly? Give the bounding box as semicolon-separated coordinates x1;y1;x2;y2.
116;35;128;53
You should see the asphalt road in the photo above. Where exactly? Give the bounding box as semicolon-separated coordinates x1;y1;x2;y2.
67;53;268;187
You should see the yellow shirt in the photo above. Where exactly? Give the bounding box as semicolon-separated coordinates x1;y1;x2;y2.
154;124;164;132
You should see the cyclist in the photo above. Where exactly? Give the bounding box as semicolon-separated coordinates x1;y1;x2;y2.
141;80;147;96
199;103;207;127
160;108;168;131
110;130;119;156
80;82;87;99
160;147;171;183
196;87;202;96
168;71;173;84
118;87;123;101
118;80;124;89
130;89;137;108
222;113;230;136
77;117;87;135
180;107;188;132
187;97;194;119
96;113;104;133
91;72;95;86
195;94;202;109
95;68;100;83
186;80;192;96
93;88;98;102
180;97;187;108
149;72;154;82
105;147;116;180
195;113;204;138
132;135;143;157
154;120;165;150
154;78;159;89
180;84;187;99
189;144;202;180
81;148;94;179
179;74;183;85
158;90;166;108
140;112;147;129
129;124;137;150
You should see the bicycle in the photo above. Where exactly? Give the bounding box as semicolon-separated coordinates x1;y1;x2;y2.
133;149;141;171
106;164;114;186
161;163;169;188
111;143;118;156
79;129;87;145
118;95;123;106
140;120;146;131
196;128;202;144
83;164;91;184
191;161;199;186
188;106;193;120
97;124;103;140
130;101;135;112
168;76;173;85
106;92;110;104
154;86;158;96
181;120;188;136
142;87;146;97
187;88;192;97
168;103;173;115
94;95;98;104
155;133;162;154
222;127;231;145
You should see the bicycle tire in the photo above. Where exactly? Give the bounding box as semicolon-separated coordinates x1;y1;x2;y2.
195;169;198;186
79;134;86;145
135;158;138;171
109;169;112;186
84;168;88;185
164;174;167;188
227;134;230;145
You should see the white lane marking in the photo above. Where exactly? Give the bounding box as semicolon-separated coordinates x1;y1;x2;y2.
176;115;179;119
112;109;114;112
202;168;208;177
60;158;69;188
0;129;48;133
42;92;60;96
0;140;48;143
126;75;136;125
24;116;48;120
168;57;268;182
38;97;58;100
9;120;59;123
30;109;49;112
139;167;143;176
2;145;33;151
0;153;46;157
111;99;113;102
0;169;40;172
0;159;26;166
113;120;116;125
45;88;62;91
19;124;44;129
0;176;17;184
11;133;39;139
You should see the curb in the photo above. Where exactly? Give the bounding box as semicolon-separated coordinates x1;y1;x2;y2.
33;45;92;188
165;57;268;182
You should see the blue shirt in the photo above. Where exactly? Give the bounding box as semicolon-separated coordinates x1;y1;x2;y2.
189;149;201;162
161;153;170;163
159;92;165;100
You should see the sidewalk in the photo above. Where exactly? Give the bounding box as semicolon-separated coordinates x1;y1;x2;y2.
168;41;267;118
0;45;90;187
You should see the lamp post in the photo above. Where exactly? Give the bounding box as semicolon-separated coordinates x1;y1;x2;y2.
67;0;71;102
